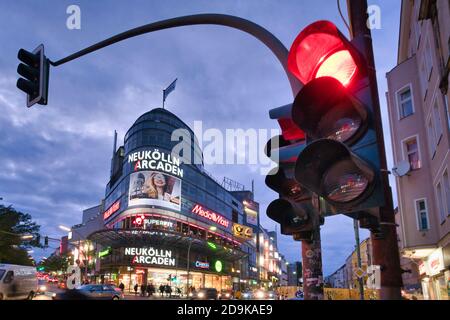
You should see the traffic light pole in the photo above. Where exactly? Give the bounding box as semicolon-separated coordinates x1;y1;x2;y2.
300;229;324;300
347;0;402;300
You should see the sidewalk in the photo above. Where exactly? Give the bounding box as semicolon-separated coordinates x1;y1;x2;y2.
124;293;187;300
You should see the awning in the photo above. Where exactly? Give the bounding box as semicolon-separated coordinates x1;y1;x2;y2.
88;228;247;262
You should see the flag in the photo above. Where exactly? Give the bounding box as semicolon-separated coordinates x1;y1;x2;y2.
163;78;177;102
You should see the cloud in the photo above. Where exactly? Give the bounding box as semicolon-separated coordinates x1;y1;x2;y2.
1;0;400;273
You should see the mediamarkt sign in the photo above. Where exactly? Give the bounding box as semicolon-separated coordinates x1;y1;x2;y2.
128;149;183;178
125;247;176;266
191;204;230;228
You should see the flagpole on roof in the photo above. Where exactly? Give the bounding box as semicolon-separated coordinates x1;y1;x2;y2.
162;89;165;109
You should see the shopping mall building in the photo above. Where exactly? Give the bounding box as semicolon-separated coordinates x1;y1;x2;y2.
64;108;285;293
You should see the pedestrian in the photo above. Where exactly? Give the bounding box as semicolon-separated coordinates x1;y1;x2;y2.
133;283;138;295
159;284;165;296
165;284;172;298
149;283;155;296
119;282;125;293
146;283;152;297
141;283;147;297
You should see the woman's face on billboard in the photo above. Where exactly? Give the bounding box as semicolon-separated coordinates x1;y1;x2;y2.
153;173;166;187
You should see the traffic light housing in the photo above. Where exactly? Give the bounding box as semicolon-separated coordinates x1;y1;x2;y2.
16;44;50;107
44;236;49;246
287;20;385;217
35;234;41;246
265;106;322;241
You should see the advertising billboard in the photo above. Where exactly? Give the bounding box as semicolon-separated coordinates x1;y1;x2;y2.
244;199;259;226
129;171;181;211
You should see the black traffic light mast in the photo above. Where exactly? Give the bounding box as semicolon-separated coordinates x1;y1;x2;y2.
346;0;402;300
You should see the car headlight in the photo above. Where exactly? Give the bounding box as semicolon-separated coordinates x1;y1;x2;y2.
188;293;193;297
198;292;205;298
243;293;249;298
225;293;230;298
256;291;265;299
269;293;273;297
40;285;47;292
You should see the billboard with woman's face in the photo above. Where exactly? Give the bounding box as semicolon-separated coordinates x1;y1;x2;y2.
128;171;181;211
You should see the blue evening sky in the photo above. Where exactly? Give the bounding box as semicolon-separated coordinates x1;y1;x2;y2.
0;0;401;275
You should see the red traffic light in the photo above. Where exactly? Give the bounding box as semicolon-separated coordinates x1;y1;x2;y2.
288;21;362;87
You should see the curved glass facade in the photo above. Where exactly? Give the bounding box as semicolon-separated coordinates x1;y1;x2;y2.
96;108;257;292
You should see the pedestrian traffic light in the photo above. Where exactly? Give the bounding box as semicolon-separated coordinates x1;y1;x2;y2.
264;106;322;240
287;20;384;216
16;44;50;107
44;236;48;246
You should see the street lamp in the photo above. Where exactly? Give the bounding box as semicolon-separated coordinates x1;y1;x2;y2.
59;225;71;232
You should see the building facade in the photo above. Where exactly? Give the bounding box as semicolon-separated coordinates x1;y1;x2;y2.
386;0;450;300
65;107;287;293
326;238;373;289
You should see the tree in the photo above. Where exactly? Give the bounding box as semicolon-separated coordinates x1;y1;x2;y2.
0;205;42;266
39;253;70;273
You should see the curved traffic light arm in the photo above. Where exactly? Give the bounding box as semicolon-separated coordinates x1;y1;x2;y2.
48;13;302;96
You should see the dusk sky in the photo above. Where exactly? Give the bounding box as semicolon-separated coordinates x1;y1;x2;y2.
0;0;401;275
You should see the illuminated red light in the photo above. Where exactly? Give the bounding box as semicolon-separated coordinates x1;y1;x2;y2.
315;50;357;86
288;21;360;87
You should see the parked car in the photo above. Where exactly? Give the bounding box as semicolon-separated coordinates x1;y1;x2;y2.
241;290;253;299
195;288;218;300
0;264;38;300
53;284;124;300
57;280;67;289
36;279;47;295
218;289;233;300
266;291;278;300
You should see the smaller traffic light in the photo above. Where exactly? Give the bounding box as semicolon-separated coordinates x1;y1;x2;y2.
265;106;322;240
16;44;50;107
35;234;41;246
44;236;49;246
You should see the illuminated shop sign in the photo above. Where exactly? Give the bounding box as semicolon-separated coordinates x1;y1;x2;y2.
128;149;183;178
125;247;176;266
191;204;230;228
232;223;253;240
132;215;175;230
103;200;121;220
214;260;223;272
98;247;112;258
195;261;210;269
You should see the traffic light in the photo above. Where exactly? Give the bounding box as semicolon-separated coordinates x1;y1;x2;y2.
35;234;41;246
16;44;50;107
265;106;322;240
287;20;385;217
44;236;49;246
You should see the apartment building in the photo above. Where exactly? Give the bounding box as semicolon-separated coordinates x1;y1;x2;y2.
386;0;450;300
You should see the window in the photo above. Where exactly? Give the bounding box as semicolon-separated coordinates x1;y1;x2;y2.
433;99;443;144
427;117;437;157
398;87;414;118
404;137;421;170
424;38;433;80
415;199;429;231
420;59;428;98
436;183;446;223
444;171;450;216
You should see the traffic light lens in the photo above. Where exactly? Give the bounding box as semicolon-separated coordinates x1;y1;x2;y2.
315;50;357;86
323;160;369;203
320;115;362;143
